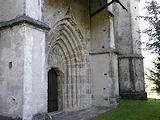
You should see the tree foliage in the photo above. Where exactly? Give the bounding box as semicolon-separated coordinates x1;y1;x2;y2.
140;0;160;93
146;58;160;93
140;0;160;54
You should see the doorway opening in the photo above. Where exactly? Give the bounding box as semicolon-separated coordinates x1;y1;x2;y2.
48;68;58;113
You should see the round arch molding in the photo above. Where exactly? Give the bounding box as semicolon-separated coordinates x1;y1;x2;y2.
48;17;91;111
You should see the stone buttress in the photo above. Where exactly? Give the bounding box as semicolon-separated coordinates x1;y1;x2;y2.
115;0;147;99
0;0;49;120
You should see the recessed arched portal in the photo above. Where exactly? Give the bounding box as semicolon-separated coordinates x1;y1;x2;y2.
48;18;91;111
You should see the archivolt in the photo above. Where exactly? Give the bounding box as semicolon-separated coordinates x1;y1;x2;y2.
48;18;91;110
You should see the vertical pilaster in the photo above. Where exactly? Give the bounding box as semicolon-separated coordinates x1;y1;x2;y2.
90;0;119;107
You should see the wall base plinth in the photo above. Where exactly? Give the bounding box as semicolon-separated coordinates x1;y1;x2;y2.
0;115;22;120
120;92;147;100
0;113;51;120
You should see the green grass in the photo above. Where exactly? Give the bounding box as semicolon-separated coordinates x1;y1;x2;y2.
90;99;160;120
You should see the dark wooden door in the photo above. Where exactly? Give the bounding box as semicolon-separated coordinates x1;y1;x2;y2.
48;68;58;112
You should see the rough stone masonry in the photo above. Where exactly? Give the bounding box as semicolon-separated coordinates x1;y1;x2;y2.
0;0;147;120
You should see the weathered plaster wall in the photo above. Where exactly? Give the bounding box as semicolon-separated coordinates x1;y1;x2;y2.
130;0;141;54
0;25;24;119
90;54;119;107
90;12;110;50
22;25;47;120
115;0;141;54
44;0;90;39
116;0;132;54
90;0;119;107
90;0;111;50
0;0;25;22
25;0;44;21
118;57;145;93
0;0;43;22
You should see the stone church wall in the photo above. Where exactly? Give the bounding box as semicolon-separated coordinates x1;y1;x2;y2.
0;0;146;119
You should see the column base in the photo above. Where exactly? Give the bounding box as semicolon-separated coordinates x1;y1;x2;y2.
120;92;147;100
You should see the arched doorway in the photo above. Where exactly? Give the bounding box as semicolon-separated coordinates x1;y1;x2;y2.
47;18;91;111
48;68;58;112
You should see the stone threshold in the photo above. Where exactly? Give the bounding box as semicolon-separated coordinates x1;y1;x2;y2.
49;106;111;120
